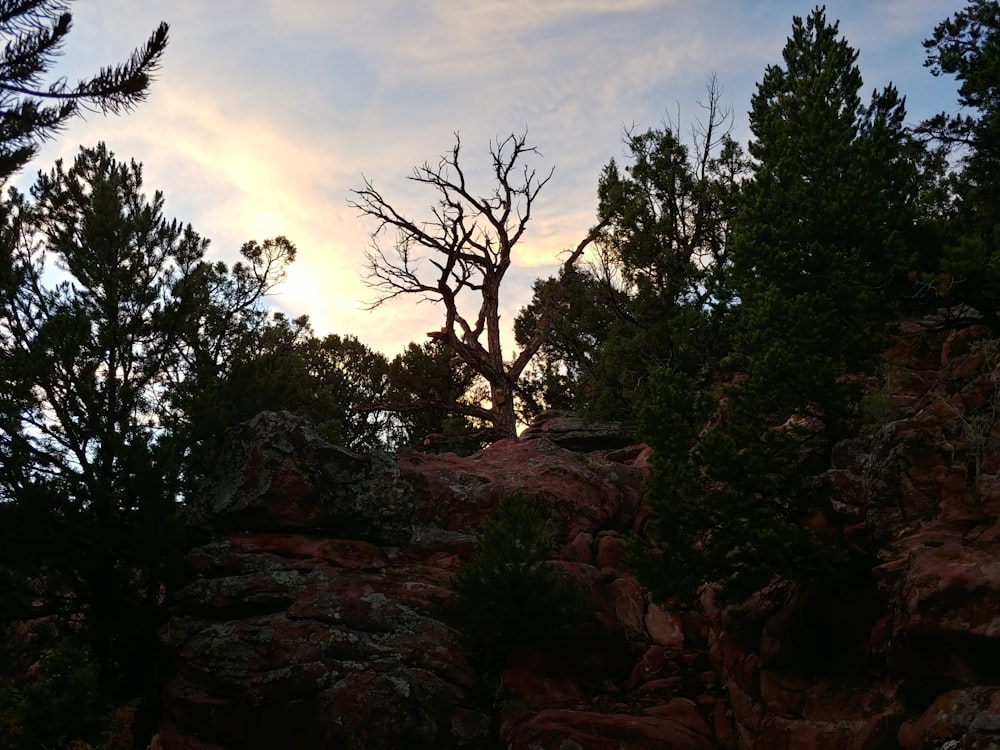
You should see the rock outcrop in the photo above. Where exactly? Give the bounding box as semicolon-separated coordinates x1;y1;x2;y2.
197;411;413;545
155;414;723;749
700;319;1000;750
519;409;637;451
154;318;1000;749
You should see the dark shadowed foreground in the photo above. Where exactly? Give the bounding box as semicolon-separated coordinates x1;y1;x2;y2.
153;320;1000;749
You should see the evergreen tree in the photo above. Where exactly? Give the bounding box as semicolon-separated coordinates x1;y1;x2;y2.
298;333;405;452
634;7;920;605
513;269;618;419
922;0;1000;330
0;0;168;182
0;143;199;706
730;6;917;434
585;118;744;421
449;493;587;677
516;81;747;423
0;144;297;729
385;340;483;453
167;306;314;486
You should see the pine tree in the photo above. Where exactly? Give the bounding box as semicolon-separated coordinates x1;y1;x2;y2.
0;0;168;181
730;6;917;436
922;0;1000;330
0;144;298;724
385;340;483;454
515;81;748;423
449;493;587;676
634;7;920;605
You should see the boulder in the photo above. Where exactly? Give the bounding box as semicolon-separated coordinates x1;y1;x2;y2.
198;411;413;545
159;532;484;749
897;686;1000;749
504;706;715;750
696;318;1000;749
398;436;647;541
519;409;636;451
158;418;707;749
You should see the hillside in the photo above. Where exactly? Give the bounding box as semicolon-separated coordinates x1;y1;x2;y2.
151;318;1000;749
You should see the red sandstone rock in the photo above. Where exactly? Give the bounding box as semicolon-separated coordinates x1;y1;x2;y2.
503;707;715;750
399;437;646;541
155;318;1000;749
500;668;587;709
559;531;594;564
595;530;627;571
645;602;685;650
897;686;1000;749
604;576;645;635
627;644;667;689
642;697;713;738
709;700;735;749
757;670;807;718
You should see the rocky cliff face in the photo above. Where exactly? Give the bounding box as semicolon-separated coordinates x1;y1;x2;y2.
153;320;1000;750
702;319;1000;750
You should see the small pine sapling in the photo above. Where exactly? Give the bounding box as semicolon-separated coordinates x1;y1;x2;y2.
449;493;589;677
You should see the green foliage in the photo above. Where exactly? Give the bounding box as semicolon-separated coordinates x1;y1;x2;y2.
0;144;301;737
922;0;1000;156
0;1;168;182
173;310;312;477
858;392;895;429
449;493;588;675
514;269;618;420
387;340;484;454
631;369;846;607
298;333;405;451
631;8;908;607
731;8;916;313
0;144;200;702
173;315;411;459
922;1;1000;330
515;84;747;423
0;640;118;750
729;5;920;443
858;363;901;429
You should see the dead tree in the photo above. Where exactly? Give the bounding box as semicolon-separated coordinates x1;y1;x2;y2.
350;132;605;440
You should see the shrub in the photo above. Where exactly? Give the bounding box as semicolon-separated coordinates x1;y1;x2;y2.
0;639;132;750
449;493;588;676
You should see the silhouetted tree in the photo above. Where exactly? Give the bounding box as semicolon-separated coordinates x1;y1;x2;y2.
0;0;168;181
635;7;921;605
0;144;296;720
298;333;404;452
384;339;484;453
516;79;747;422
351;132;605;440
921;0;1000;330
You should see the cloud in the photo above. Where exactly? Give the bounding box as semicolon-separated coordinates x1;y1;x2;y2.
23;0;958;360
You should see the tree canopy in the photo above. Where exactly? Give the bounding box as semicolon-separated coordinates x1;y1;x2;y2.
3;2;1000;743
0;144;302;739
515;79;747;424
0;0;168;182
351;132;606;440
629;6;925;605
922;0;1000;330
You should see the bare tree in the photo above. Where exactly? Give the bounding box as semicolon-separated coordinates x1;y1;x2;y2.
350;132;605;440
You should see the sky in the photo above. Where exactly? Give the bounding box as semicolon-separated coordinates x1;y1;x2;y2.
24;0;964;358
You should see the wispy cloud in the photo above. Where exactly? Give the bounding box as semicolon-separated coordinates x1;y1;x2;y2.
25;0;963;357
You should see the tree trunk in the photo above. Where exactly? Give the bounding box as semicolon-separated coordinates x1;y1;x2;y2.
489;379;517;439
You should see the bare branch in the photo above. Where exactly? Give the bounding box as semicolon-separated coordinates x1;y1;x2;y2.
508;217;610;383
351;131;589;439
354;395;496;425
